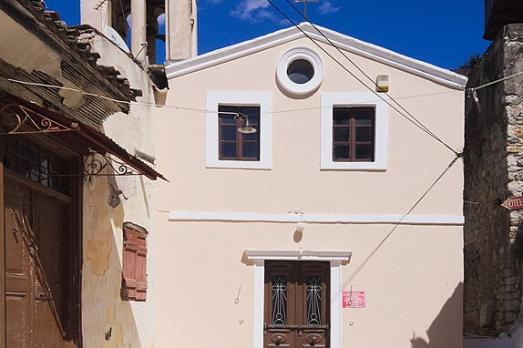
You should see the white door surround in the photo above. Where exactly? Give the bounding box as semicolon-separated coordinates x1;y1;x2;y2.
244;250;351;348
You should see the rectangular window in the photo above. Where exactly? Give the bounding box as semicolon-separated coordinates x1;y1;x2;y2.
218;105;260;161
1;136;68;193
121;222;148;301
332;107;375;162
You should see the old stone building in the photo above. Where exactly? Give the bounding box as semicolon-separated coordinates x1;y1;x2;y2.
464;0;523;342
0;0;178;346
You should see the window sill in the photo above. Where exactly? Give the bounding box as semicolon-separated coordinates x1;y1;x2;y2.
320;160;387;171
206;159;272;170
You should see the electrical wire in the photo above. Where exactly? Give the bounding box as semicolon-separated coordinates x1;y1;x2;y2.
95;0;110;10
266;0;459;155
264;90;460;115
470;71;523;91
344;154;462;286
2;71;519;120
0;77;460;117
118;0;128;32
282;0;454;138
3;72;517;117
0;37;481;285
1;77;210;113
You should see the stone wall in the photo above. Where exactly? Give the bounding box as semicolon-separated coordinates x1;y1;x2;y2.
464;23;523;336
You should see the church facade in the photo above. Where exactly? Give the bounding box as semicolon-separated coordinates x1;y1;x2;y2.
154;23;467;348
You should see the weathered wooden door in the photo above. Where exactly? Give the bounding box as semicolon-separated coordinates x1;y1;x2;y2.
264;261;330;347
5;182;32;347
4;179;67;347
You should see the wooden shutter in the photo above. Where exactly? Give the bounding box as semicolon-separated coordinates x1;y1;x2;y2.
121;222;148;301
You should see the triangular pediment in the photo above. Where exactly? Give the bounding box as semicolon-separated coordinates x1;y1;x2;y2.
165;22;467;90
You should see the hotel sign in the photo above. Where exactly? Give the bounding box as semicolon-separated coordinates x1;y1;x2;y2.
501;196;523;210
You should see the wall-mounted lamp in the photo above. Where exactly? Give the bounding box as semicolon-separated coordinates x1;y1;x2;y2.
235;113;257;134
218;111;257;134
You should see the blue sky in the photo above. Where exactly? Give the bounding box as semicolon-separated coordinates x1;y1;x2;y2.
45;0;490;69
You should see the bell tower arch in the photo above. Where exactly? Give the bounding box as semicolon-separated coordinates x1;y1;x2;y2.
80;0;197;64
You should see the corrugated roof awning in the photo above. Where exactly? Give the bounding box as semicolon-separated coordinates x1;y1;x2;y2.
74;122;167;181
0;94;166;181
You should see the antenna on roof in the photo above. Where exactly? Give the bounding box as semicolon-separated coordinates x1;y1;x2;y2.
293;0;319;19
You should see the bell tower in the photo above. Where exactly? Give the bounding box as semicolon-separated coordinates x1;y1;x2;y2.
165;0;198;62
80;0;198;64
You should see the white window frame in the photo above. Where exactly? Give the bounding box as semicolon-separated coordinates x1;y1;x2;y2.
276;47;324;96
244;250;351;348
321;92;389;171
206;91;272;169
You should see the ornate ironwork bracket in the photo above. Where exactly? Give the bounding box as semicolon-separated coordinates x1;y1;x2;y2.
0;104;77;135
84;152;142;177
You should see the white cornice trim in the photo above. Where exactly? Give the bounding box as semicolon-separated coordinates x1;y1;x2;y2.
244;250;352;264
165;23;467;90
168;211;464;226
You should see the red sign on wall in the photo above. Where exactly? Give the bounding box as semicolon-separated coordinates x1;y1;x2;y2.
502;196;523;210
342;290;366;308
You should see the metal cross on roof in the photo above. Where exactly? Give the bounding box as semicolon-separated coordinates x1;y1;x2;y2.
294;0;319;19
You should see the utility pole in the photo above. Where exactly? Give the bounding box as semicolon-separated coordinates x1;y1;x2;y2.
293;0;319;20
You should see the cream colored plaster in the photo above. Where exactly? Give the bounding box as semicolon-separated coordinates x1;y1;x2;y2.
85;238;112;277
166;0;198;61
156;37;464;216
154;33;464;348
81;0;112;32
81;32;158;348
154;222;462;347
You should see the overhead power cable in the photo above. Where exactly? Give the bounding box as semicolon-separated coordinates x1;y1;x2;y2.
266;0;459;156
118;0;128;32
95;0;110;10
281;0;450;140
344;154;462;286
2;70;519;120
469;71;523;92
0;77;459;117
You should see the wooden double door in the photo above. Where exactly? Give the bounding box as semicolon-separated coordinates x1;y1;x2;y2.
264;261;330;347
4;177;71;347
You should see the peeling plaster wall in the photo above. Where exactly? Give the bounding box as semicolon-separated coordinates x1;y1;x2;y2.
0;7;158;346
0;11;62;76
81;32;157;348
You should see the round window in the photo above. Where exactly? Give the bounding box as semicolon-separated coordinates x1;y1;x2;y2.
287;59;314;84
277;47;324;96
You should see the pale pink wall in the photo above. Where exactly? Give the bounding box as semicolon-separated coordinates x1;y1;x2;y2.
156;38;464;216
154;36;465;348
154;223;463;347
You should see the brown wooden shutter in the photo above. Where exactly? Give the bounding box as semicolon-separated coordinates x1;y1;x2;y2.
121;222;148;301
